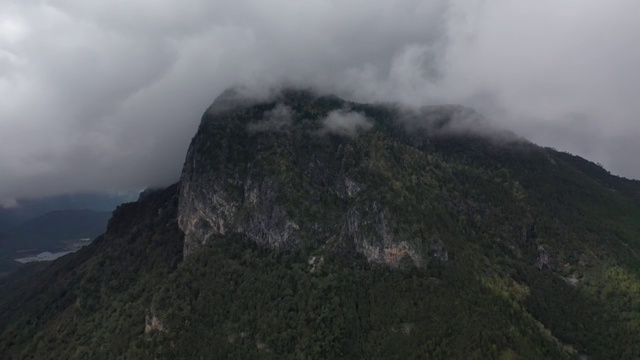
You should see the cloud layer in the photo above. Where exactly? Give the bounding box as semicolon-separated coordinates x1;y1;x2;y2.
1;0;639;202
320;110;373;136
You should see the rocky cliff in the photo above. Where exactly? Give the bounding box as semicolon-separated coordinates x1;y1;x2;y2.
178;89;502;267
1;88;640;359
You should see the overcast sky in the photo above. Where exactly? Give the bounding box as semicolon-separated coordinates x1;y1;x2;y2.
1;0;639;205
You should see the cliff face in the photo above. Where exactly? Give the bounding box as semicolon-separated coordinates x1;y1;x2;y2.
179;91;304;256
168;88;640;358
178;90;446;266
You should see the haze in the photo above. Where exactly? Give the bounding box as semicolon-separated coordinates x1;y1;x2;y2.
1;0;639;205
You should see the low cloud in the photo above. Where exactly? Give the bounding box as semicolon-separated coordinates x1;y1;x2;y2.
408;105;521;143
1;0;640;203
0;198;18;209
247;104;295;133
320;110;373;136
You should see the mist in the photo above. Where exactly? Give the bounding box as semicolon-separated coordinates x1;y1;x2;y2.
320;110;373;136
247;104;295;133
2;0;640;204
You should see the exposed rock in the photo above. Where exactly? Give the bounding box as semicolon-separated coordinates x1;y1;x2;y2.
391;323;415;335
341;205;423;267
344;177;362;198
564;275;579;286
179;173;300;257
308;255;324;273
144;315;164;334
177;89;460;268
535;246;552;270
256;341;271;352
429;238;449;262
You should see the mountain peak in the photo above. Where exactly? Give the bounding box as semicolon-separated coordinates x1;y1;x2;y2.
181;90;526;262
206;87;519;145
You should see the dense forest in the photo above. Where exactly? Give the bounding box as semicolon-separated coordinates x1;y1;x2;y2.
0;89;639;359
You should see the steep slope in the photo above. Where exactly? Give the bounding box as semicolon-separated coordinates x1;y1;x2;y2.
0;89;639;359
0;186;182;358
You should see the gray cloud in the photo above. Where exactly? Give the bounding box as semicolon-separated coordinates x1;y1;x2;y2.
1;0;639;204
398;105;520;143
320;110;373;136
248;104;294;133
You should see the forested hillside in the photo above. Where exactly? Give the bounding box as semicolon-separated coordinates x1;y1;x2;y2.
0;89;639;359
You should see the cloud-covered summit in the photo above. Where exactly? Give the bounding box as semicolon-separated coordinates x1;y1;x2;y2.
1;0;640;203
320;110;373;137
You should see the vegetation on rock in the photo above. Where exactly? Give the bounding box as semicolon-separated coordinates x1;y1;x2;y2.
1;89;639;359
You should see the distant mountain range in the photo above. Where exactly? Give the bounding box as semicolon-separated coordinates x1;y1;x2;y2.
0;209;111;252
0;193;132;274
0;193;133;232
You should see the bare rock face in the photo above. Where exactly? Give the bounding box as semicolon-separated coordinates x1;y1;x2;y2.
144;315;165;334
342;203;423;267
179;159;301;257
535;245;553;270
177;89;429;266
178;96;307;256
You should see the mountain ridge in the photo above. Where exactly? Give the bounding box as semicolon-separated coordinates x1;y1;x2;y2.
0;88;639;359
0;209;111;249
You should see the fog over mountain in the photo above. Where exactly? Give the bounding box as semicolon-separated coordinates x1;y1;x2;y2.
1;0;639;204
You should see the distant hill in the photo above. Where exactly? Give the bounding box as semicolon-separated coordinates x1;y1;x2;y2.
0;209;111;252
0;194;129;275
0;193;134;232
0;213;20;234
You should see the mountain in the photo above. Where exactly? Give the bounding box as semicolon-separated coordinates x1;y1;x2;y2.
0;193;134;236
1;88;639;359
0;209;111;251
0;209;112;275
